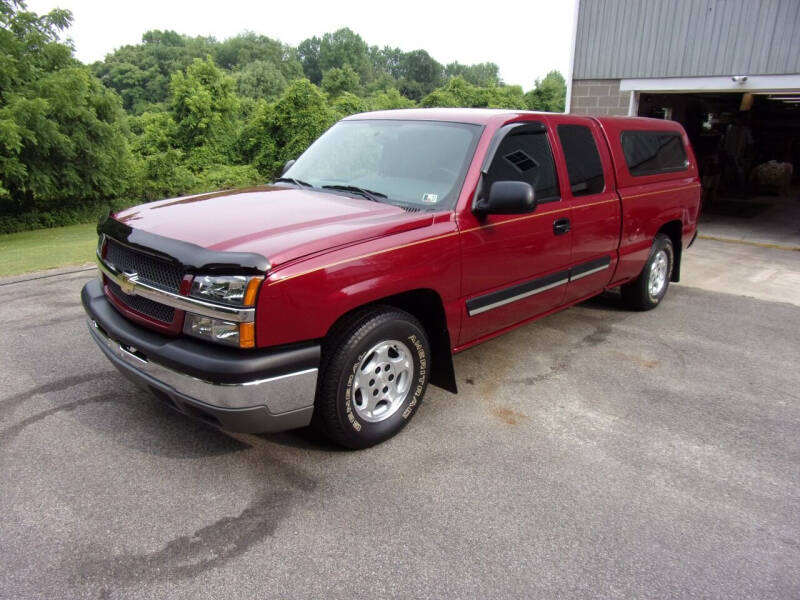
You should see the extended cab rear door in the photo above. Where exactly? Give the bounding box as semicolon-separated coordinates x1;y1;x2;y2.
548;115;621;303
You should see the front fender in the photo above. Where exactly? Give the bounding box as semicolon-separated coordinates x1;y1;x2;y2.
255;223;462;349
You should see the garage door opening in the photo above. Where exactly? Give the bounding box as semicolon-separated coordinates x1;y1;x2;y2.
637;91;800;247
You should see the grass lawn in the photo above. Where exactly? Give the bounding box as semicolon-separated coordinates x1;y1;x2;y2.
0;223;97;277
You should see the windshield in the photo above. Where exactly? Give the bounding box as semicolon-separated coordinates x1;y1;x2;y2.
283;119;482;209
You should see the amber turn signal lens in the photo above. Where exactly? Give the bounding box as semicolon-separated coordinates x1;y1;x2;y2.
243;277;262;306
239;322;255;348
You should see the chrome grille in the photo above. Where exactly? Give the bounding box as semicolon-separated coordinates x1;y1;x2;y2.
104;238;183;292
106;279;176;323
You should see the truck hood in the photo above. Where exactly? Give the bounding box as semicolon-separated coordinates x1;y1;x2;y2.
114;185;435;269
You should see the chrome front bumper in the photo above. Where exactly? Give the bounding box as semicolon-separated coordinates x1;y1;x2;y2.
82;279;319;433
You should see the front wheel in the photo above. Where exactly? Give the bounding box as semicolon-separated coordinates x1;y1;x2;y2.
621;234;674;311
313;307;430;449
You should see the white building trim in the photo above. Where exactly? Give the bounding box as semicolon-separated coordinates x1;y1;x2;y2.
564;0;581;113
627;91;639;116
619;74;800;93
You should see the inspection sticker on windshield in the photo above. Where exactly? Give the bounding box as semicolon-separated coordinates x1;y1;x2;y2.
421;193;438;204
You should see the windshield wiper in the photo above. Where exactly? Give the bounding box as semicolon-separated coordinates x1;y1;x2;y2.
321;185;387;203
274;177;314;188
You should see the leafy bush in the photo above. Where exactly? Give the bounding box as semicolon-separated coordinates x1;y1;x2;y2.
194;164;262;190
333;92;368;118
366;88;415;111
0;199;127;234
420;77;526;109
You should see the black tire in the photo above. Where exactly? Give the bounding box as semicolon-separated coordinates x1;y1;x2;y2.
312;306;431;449
621;234;674;311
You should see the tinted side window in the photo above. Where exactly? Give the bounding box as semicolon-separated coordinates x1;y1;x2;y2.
621;131;688;176
557;124;605;196
486;131;559;202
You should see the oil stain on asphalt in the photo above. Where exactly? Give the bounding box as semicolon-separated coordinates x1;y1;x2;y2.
72;451;318;589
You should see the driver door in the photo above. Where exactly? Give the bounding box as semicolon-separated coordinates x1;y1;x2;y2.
457;118;572;346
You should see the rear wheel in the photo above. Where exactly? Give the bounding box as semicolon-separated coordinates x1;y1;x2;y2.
621;234;674;311
313;307;430;449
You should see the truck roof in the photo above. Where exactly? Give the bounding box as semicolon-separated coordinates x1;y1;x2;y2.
345;108;686;132
345;108;540;125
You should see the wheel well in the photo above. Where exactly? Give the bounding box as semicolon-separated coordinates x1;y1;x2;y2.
326;289;457;394
658;220;683;282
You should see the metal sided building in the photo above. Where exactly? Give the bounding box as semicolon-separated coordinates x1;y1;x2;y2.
567;0;800;217
568;0;800;116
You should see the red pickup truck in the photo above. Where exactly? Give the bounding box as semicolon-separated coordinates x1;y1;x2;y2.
82;108;700;448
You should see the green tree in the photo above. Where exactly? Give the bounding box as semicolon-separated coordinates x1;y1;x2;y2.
524;70;566;112
240;79;335;177
235;60;288;100
398;50;443;99
486;84;525;109
297;36;322;84
126;109;186;197
214;31;302;79
445;62;501;87
318;28;372;84
420;77;484;107
92;30;215;111
321;65;360;97
169;56;238;162
0;0;73;97
0;0;131;216
369;45;403;79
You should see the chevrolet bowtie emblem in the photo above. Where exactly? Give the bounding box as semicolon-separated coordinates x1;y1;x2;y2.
119;270;139;295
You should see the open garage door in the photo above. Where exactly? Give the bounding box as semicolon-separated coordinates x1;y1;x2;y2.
621;78;800;248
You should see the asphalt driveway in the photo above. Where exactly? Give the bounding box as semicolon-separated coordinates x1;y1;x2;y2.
1;242;798;599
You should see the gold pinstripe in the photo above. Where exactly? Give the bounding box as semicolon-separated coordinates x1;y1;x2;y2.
267;230;460;286
267;185;695;287
622;183;700;200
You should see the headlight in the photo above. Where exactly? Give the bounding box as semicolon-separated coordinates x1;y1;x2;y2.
185;274;261;348
189;275;262;306
183;313;255;348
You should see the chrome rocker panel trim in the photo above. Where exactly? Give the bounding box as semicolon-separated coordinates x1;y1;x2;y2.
468;278;569;316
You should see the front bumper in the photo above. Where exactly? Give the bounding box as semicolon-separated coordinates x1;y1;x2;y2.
82;278;319;433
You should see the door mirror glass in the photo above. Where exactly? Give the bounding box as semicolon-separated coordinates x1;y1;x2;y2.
474;180;536;215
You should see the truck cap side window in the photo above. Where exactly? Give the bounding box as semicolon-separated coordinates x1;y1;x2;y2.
557;124;605;196
485;130;560;203
621;130;689;176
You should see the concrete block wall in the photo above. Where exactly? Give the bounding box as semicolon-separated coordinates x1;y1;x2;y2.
570;79;630;116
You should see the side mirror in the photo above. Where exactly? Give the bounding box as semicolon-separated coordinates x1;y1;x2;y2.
474;181;536;216
281;159;296;175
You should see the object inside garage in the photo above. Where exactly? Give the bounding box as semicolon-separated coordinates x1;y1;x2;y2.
636;91;800;244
